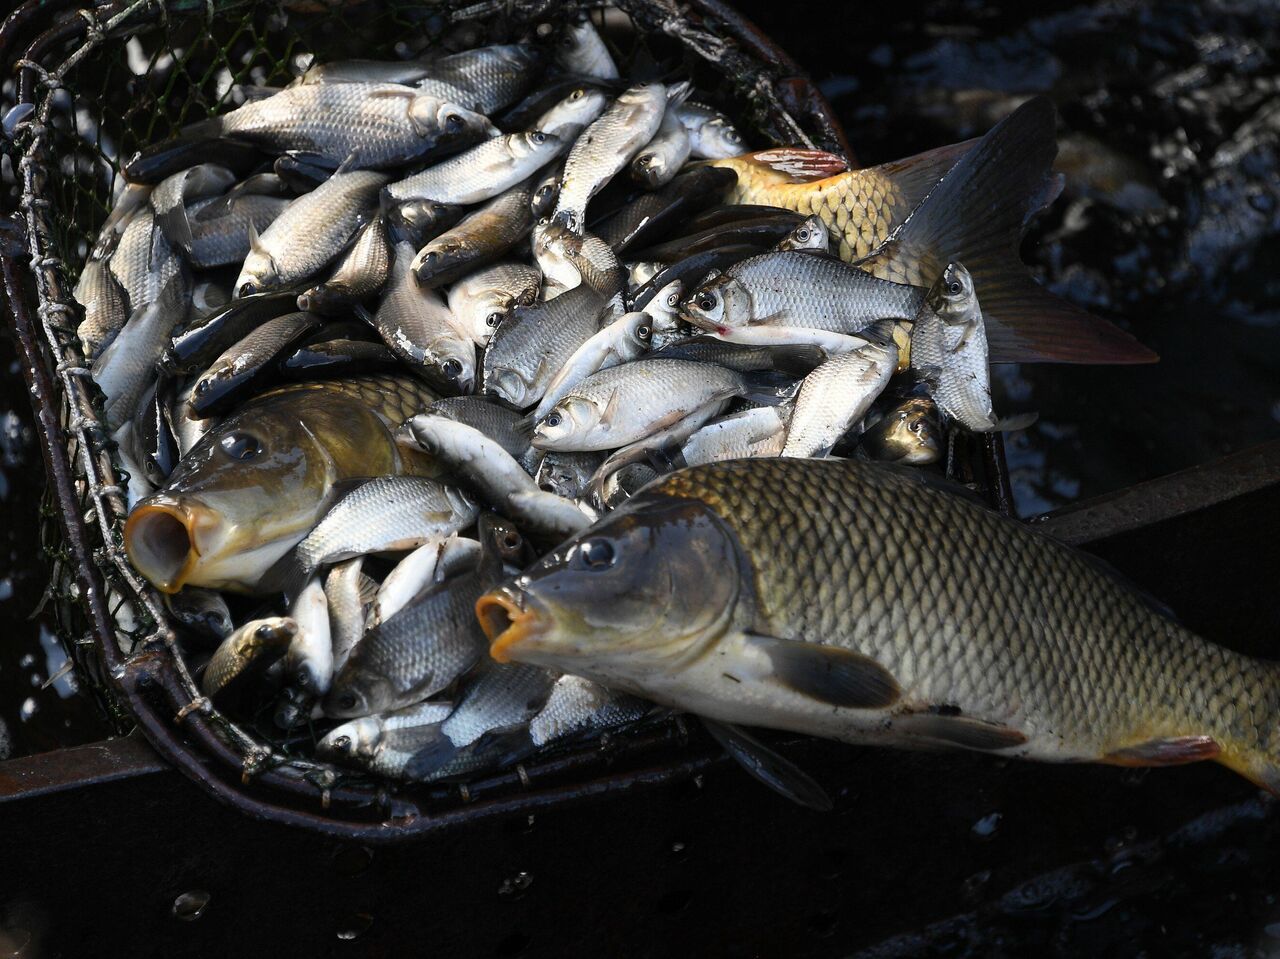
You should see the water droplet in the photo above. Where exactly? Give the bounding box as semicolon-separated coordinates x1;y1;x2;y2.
332;845;373;878
171;890;210;921
670;841;687;858
335;913;373;940
970;812;1002;840
19;698;36;721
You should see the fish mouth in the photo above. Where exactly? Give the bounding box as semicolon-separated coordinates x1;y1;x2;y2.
477;586;550;664
123;496;222;594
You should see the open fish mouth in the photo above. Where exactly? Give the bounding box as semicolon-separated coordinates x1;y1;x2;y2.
123;496;222;593
477;585;550;663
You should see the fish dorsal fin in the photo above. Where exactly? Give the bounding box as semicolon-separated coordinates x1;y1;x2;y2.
598;387;621;428
247;222;267;255
739;148;849;183
702;719;833;812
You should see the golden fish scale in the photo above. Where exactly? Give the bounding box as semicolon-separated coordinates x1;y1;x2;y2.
259;374;438;427
722;166;905;261
652;458;1277;766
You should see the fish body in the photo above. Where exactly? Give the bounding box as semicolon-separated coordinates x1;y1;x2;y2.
235;170;387;296
124;375;438;594
681;250;924;334
412;185;533;287
676;102;745;159
911;262;996;431
215;83;496;169
447;262;541;345
532;219;623;302
385;132;564;206
631;106;691;189
74;258;128;360
534;86;610;139
186;193;291;269
482;458;1280;795
376;243;476;393
202;617;296;698
297;214;391;313
556;16;619;80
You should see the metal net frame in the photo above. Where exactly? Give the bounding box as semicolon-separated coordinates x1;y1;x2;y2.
0;0;849;838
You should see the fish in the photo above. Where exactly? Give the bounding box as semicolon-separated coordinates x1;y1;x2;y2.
290;475;478;582
533;85;610;139
530;358;754;452
553;82;675;231
73;258;128;361
555;15;620;80
446;262;542;346
531;219;623;302
385;132;564;207
326;557;372;676
679;249;924;335
670;406;788;467
234;169;387;296
209;83;497;170
280;337;402;380
711;98;1155;363
108;208;183;314
201;616;296;699
910;262;999;432
481;283;607;408
188;311;323;417
124;375;438;594
533;450;605;501
481;457;1280;795
527;675;651;749
651;337;824;375
318;701;457;778
631;105;692;189
296;215;391;314
284;576;334;696
366;538;449;631
375;242;477;394
774;214;830;253
534;311;652;420
325;515;511;718
675;102;745;159
292;57;438;88
860;396;943;465
166;289;302;375
383;198;466;247
406;415;590;540
781;324;900;457
412;185;534;288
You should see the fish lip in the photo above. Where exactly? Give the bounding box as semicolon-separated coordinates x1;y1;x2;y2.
477;585;550;664
123;495;222;594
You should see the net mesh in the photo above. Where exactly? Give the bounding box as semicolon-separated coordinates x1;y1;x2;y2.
7;0;838;820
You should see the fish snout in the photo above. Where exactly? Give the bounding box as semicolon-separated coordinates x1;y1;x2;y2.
123;495;224;593
477;585;550;664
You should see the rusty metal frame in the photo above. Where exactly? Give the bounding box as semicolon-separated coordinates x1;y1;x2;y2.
0;0;1009;840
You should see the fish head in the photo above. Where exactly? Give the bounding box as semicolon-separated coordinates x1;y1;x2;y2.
618;311;654;357
700;117;745;157
412;238;469;285
632;148;673;189
484;366;533;408
514;130;561;160
417;98;499;145
680;275;748;332
387;199;461;247
318;716;383;760
426;333;477;395
925;261;977;324
124;389;397;593
323;670;394;720
534;452;597;500
478;493;745;683
541;87;609;137
234;247;280;298
867;397;943;465
646;279;684;332
785;215;829;251
531;396;599;450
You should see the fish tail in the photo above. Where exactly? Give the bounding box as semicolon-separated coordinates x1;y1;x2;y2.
857;96;1157;365
1213;660;1280;795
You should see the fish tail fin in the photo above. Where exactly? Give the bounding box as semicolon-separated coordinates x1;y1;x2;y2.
1213;662;1280;796
857;96;1157;365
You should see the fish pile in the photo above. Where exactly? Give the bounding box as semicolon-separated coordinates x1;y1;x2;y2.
73;10;1258;805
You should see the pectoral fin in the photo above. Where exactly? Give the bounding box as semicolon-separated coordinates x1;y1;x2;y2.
745;633;900;708
735;148;849;183
702;719;832;812
894;714;1028;751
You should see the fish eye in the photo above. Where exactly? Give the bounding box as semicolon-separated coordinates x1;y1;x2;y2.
220;432;262;461
420;251;438;267
544;412;562;428
579;538;616;569
947;281;962;296
333;735;351;751
697;294;717;311
797;229;810;241
569;88;585;100
254;624;273;639
666;292;679;307
726;129;743;143
531;132;546;143
637;154;653;167
444;113;465;133
335;691;357;712
237;282;257;297
442;358;463;379
636;325;651;340
194;378;212;394
485;312;502;328
909;420;923;434
501;530;522;550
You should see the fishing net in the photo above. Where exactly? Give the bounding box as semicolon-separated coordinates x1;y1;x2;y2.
2;0;847;837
